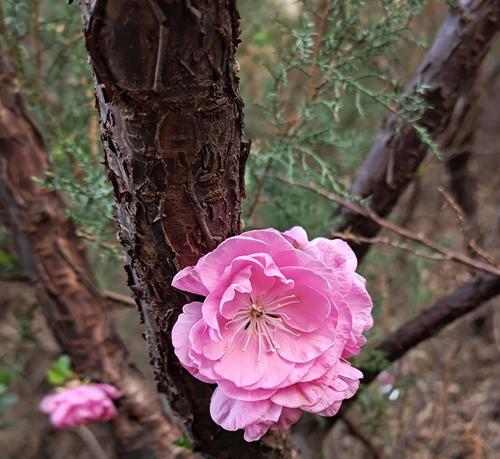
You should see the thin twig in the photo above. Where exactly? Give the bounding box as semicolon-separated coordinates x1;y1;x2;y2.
332;231;447;261
306;0;332;100
54;240;103;296
439;187;500;268
102;289;136;308
342;415;383;459
76;230;121;252
246;158;273;220
76;425;110;459
279;176;500;277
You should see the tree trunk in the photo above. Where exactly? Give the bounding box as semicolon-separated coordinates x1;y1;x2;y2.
332;0;500;260
0;55;180;459
79;1;295;457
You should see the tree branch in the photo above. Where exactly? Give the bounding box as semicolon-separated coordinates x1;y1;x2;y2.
322;272;500;432
363;273;500;385
279;177;500;278
0;55;180;459
332;0;500;259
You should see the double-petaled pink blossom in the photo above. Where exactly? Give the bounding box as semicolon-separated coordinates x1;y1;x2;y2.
40;383;121;429
172;227;373;441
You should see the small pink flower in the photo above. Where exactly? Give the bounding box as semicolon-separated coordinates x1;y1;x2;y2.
40;383;121;429
172;226;373;441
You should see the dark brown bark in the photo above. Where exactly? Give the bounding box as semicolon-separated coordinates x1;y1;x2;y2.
332;0;500;259
79;1;296;457
0;56;180;459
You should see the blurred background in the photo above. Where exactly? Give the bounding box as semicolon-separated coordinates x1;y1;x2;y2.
1;1;499;458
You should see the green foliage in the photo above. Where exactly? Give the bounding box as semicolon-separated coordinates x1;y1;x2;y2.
43;140;116;250
0;306;37;431
47;355;74;386
172;437;192;450
239;0;438;233
0;249;17;274
354;348;390;374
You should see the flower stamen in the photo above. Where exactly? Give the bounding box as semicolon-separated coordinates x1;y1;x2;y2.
223;292;300;359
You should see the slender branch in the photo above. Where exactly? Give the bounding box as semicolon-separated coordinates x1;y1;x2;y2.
438;187;500;268
342;415;382;459
363;273;500;385
102;289;136;308
279;176;500;277
332;0;500;259
76;230;121;253
332;231;449;262
76;426;110;459
324;272;500;431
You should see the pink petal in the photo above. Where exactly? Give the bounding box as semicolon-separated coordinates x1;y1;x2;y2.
189;236;271;291
213;331;294;388
303;362;362;415
243;422;273;442
305;238;357;272
217;254;293;321
209;387;280;433
275;319;335;363
243;229;294;253
282;226;309;248
172;264;209;296
172;302;203;373
40;393;60;413
276;282;331;333
93;384;121;400
218;379;278;401
343;274;373;357
275;407;302;430
51;403;76;428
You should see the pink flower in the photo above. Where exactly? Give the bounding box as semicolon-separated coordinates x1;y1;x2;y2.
172;226;373;441
40;383;121;429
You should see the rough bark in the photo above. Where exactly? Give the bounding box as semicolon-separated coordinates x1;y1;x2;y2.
0;56;180;459
79;1;295;457
332;0;500;259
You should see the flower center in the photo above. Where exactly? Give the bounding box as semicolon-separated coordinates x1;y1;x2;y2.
224;294;300;361
250;304;264;318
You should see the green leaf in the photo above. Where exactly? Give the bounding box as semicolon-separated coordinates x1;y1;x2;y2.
47;355;74;386
172;437;192;450
252;30;269;44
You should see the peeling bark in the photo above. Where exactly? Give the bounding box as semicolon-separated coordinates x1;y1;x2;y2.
78;1;296;457
0;56;180;459
333;0;500;259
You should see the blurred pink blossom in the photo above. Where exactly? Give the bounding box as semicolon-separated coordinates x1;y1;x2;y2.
40;383;121;429
172;226;373;441
377;370;396;387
